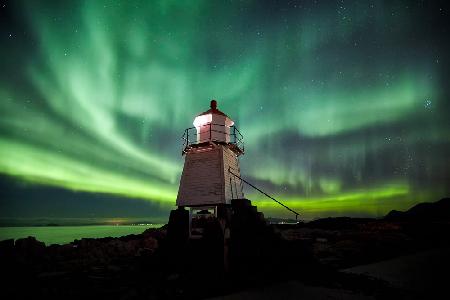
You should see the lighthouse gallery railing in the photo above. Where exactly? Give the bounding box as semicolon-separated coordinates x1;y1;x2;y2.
182;123;244;153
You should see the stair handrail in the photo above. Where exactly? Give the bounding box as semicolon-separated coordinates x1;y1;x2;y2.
228;168;300;221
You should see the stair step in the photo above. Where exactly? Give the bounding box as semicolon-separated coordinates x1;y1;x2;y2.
231;198;251;207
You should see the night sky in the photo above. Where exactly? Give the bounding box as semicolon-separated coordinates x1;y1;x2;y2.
1;0;449;221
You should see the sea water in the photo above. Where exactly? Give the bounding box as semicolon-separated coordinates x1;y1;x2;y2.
0;224;163;245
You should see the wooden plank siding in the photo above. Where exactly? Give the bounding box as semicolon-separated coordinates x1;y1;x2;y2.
176;144;244;207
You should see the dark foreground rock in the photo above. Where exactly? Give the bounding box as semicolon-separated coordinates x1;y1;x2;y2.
1;200;450;299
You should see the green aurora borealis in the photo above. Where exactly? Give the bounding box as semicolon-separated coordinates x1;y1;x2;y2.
1;0;449;220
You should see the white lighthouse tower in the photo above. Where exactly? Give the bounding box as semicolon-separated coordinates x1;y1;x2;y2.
167;100;245;239
176;100;244;207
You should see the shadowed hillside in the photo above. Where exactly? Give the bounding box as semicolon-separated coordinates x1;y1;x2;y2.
385;198;450;221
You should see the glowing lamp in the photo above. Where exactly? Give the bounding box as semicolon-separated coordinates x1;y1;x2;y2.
193;114;212;128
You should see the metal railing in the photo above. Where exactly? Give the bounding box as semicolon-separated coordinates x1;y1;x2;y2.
182;123;244;153
228;168;300;221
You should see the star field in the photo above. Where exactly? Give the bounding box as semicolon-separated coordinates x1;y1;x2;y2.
0;0;449;220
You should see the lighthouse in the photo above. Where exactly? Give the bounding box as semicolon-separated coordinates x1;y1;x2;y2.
168;100;246;239
168;99;298;240
167;100;300;273
177;99;244;207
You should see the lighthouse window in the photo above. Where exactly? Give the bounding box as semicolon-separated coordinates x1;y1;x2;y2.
193;114;212;128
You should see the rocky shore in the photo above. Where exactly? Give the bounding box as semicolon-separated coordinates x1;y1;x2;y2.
1;198;449;299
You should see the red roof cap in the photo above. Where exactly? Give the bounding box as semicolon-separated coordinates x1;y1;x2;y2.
197;99;228;117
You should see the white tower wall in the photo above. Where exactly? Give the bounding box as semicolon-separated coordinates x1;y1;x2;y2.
176;144;243;207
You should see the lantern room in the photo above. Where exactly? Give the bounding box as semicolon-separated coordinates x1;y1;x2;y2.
193;100;235;144
183;100;244;155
